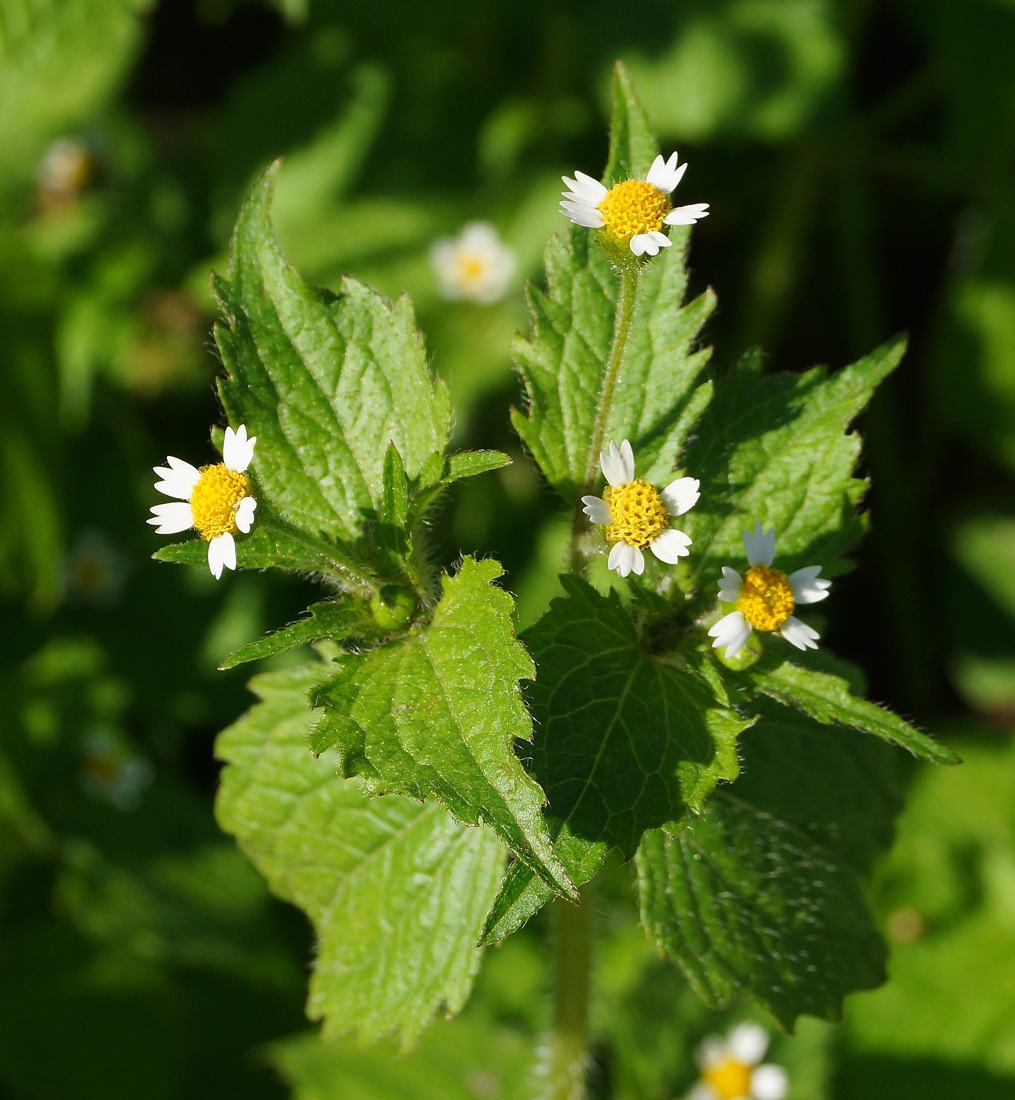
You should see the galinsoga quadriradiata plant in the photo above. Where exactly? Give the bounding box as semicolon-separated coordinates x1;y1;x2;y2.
149;62;957;1100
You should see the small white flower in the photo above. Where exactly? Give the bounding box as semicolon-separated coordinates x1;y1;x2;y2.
148;424;258;579
560;152;709;256
430;221;516;304
688;1022;788;1100
38;137;93;199
581;439;699;578
708;521;831;659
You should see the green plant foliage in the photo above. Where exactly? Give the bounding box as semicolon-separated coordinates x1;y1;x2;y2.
483;577;751;942
637;702;899;1027
310;557;577;902
216;662;506;1047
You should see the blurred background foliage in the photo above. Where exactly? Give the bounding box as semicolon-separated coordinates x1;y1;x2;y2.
1;0;1014;1097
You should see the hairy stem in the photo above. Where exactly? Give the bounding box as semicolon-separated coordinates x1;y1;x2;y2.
570;262;640;573
540;891;592;1100
258;512;378;597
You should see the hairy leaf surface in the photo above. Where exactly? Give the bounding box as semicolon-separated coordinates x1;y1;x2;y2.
483;577;750;941
310;557;576;901
215;663;504;1047
637;701;900;1027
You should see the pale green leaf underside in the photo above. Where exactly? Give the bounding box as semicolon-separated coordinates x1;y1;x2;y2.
310;557;577;902
683;337;906;582
483;577;750;942
215;663;505;1048
637;702;899;1027
743;656;959;765
214;160;452;544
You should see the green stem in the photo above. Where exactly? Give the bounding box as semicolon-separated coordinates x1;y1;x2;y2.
570;262;640;573
540;891;592;1100
259;513;379;597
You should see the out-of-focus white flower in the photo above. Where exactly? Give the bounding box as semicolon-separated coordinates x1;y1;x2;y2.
581;439;699;577
560;152;709;256
148;425;257;579
708;522;831;658
38;137;93;200
63;530;129;607
430;221;516;304
80;730;153;811
687;1023;788;1100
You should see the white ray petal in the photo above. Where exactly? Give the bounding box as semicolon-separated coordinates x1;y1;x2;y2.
234;496;257;533
743;522;776;567
708;610;752;658
147;502;194;534
618;439;635;482
696;1037;726;1069
649;528;692;564
600;440;634;487
646;152;687;193
660;476;700;516
728;1023;769;1066
630;232;661;256
153;457;201;500
718;566;744;603
788;565;831;604
664;203;710;225
560;201;605;228
207;532;236;579
687;1084;718;1100
223;424;256;472
608;541;644;577
581;495;612;525
562;171;608;202
779;615;820;651
751;1065;789;1100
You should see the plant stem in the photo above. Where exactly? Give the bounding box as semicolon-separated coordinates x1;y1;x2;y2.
541;891;592;1100
259;513;378;597
570;262;640;573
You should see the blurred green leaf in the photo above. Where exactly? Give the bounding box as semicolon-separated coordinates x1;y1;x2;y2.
483;577;750;942
216;661;506;1047
310;557;577;903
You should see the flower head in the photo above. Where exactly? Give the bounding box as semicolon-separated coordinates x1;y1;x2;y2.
430;221;516;304
688;1023;788;1100
708;522;831;658
148;425;257;579
560;152;709;256
581;439;699;577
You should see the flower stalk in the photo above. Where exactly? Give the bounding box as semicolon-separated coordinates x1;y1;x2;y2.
539;892;592;1100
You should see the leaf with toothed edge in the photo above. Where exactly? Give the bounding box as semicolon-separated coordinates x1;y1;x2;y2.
482;576;752;943
214;663;505;1048
511;61;715;504
309;556;578;903
153;525;334;573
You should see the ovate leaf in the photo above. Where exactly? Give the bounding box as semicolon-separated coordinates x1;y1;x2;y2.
743;656;959;765
214;160;452;544
310;557;577;902
215;663;505;1048
511;72;714;503
483;577;751;942
153;525;339;574
637;701;900;1027
683;337;905;582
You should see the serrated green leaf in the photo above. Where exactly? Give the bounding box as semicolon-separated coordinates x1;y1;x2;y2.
219;599;381;670
445;449;512;482
152;524;338;574
604;59;659;183
215;663;505;1047
214;160;452;544
742;656;959;765
682;337;906;583
310;556;577;903
405;450;512;530
483;576;751;942
511;75;714;503
637;700;899;1027
381;442;408;528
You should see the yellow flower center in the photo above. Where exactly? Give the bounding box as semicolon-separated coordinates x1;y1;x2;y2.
456;254;487;284
189;463;250;541
703;1058;753;1100
597;179;671;243
737;565;795;631
604;480;669;549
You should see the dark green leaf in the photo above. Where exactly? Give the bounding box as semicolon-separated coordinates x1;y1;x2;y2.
483;577;750;942
310;556;577;902
381;442;408;527
215;663;504;1047
152;524;334;573
637;701;900;1027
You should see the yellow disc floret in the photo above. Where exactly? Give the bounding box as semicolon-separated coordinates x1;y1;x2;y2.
604;480;669;549
189;463;250;541
597;179;671;243
703;1058;753;1100
738;565;795;632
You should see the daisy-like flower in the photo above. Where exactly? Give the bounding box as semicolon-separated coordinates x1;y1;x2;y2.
581;439;699;578
688;1023;788;1100
148;425;257;579
560;152;710;256
430;221;516;304
708;522;831;658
